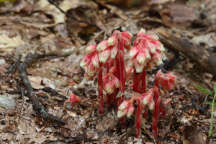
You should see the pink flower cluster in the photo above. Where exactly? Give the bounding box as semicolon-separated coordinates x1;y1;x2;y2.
79;29;176;138
117;71;176;137
129;29;166;73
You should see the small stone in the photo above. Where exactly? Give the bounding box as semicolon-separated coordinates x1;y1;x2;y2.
0;95;16;110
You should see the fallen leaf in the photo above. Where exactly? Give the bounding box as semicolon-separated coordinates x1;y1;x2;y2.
0;31;25;52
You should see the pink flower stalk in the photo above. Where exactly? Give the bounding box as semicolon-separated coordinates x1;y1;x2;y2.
129;29;165;93
152;71;176;137
112;30;132;103
155;71;176;91
118;89;155;137
117;71;176;138
80;44;105;113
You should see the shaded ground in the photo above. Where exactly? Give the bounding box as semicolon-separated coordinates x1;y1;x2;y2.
0;0;216;143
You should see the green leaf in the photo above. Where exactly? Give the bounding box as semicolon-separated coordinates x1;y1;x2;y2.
214;85;216;94
204;101;216;106
197;85;212;95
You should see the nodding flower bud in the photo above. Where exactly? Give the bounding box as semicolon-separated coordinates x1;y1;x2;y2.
142;89;154;105
103;73;120;94
136;49;151;65
151;51;163;65
80;55;91;68
118;100;135;118
137;28;146;37
149;100;155;110
110;45;118;59
121;31;133;49
86;63;97;77
91;54;99;68
104;81;115;94
117;101;129;118
134;60;145;73
129;47;139;58
80;45;100;78
125;63;134;79
86;44;97;54
68;93;81;105
127;105;135;117
155;71;176;91
99;49;111;63
97;40;109;52
108;36;117;46
121;31;133;40
146;41;157;54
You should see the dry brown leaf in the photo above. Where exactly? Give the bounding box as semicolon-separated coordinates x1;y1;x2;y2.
160;4;197;27
28;76;56;90
0;31;25;52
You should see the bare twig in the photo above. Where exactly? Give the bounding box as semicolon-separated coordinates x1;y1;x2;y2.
17;53;65;125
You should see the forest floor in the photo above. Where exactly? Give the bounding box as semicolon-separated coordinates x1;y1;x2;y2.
0;0;216;143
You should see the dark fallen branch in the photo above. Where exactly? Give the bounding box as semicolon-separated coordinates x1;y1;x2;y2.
156;28;216;76
17;53;65;125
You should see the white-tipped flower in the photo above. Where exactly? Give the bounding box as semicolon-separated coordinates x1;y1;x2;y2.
146;41;156;54
117;109;127;118
111;46;118;59
86;64;96;77
80;56;90;68
104;81;114;94
158;43;165;52
134;61;145;73
99;49;111;63
122;31;132;41
108;36;116;46
112;76;120;88
149;101;155;110
127;105;134;118
118;101;130;118
138;28;146;35
86;44;96;53
97;40;108;51
119;101;129;111
136;50;150;65
142;90;154;105
129;47;139;58
91;54;99;68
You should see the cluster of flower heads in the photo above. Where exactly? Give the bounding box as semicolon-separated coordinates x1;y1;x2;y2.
79;29;176;138
117;71;176;119
80;30;132;79
129;29;166;73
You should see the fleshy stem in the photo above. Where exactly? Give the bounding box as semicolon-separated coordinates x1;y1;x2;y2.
135;99;142;137
117;44;126;104
98;66;104;114
133;68;146;93
152;83;160;137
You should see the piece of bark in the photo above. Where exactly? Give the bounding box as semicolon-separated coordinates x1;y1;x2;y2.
156;28;216;76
